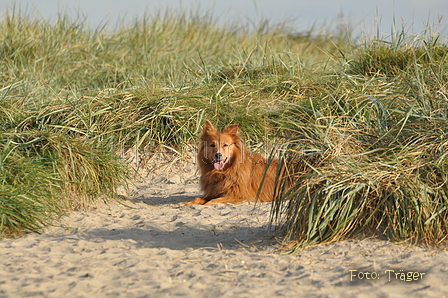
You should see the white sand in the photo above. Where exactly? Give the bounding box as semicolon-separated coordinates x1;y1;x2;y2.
1;165;447;298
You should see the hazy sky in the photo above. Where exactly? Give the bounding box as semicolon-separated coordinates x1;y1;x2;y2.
1;0;446;37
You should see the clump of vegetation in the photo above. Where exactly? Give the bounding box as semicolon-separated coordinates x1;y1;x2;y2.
270;30;448;250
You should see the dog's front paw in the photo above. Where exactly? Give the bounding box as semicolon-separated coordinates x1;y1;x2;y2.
179;197;208;206
179;201;193;206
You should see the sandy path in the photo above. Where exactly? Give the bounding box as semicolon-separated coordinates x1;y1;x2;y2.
1;172;447;298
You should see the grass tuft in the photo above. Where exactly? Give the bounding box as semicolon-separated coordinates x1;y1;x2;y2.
270;30;448;249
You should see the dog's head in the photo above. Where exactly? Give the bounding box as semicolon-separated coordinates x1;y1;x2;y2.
200;120;241;171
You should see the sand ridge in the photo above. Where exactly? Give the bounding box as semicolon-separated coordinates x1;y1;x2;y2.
0;169;447;297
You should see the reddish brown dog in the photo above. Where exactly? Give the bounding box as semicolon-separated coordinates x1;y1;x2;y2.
181;120;278;206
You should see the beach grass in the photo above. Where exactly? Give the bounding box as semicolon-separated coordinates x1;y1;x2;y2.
270;29;448;249
0;8;447;248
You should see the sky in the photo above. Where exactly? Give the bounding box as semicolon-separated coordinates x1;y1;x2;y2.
0;0;446;37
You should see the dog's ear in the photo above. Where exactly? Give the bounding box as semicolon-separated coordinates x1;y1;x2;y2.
202;120;216;135
223;124;239;135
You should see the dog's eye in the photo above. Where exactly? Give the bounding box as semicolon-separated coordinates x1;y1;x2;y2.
210;143;216;147
223;144;228;147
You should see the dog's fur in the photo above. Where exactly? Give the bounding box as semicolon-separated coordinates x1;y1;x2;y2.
181;120;278;206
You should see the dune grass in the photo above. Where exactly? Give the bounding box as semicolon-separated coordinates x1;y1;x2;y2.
0;8;447;248
270;30;448;249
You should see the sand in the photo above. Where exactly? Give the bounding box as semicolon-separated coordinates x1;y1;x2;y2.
1;157;447;298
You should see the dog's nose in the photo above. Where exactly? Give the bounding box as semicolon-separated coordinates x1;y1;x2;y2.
214;152;222;160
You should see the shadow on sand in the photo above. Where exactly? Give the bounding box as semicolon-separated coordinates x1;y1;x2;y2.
81;224;277;251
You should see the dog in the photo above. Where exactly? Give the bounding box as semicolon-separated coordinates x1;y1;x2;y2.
180;120;279;206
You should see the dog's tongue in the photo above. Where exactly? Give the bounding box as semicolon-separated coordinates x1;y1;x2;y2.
214;160;226;171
